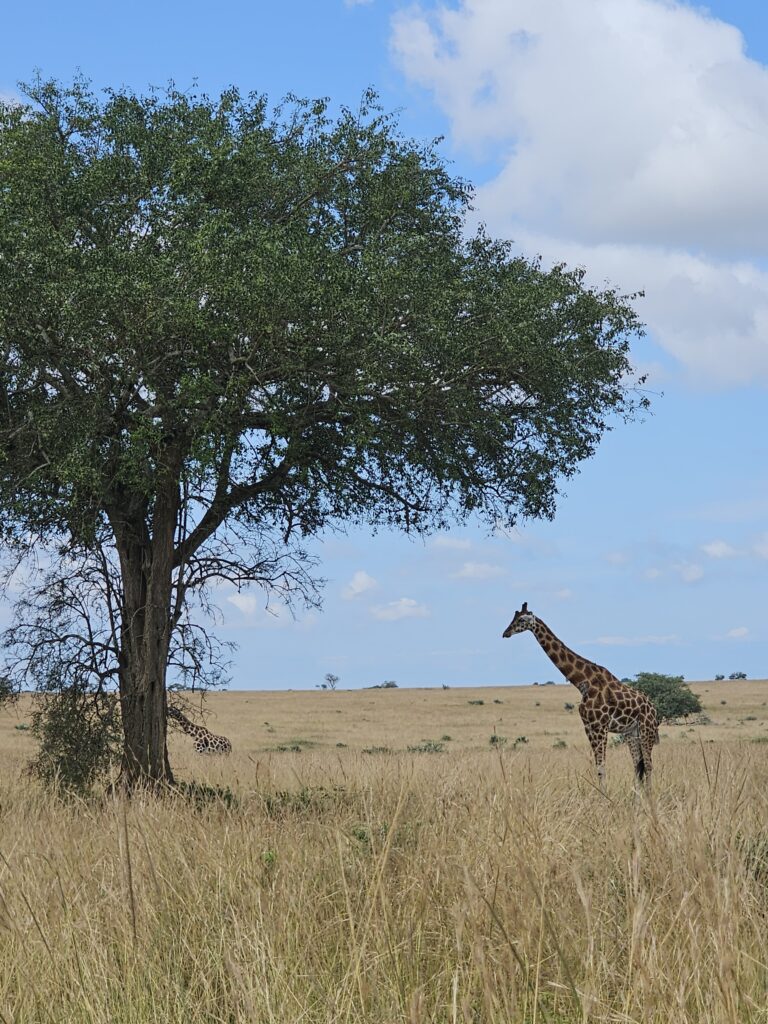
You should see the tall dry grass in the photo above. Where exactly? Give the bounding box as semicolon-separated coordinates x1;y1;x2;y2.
0;729;767;1022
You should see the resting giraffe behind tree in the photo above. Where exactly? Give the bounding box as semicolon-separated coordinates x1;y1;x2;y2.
502;602;659;790
167;705;233;755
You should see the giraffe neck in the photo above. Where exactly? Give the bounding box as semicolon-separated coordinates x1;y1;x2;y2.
169;709;207;739
529;617;604;696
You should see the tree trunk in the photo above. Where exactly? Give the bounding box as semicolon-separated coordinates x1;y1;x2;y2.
110;464;180;791
114;534;174;789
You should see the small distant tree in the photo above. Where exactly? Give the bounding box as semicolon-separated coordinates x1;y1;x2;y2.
324;673;340;691
630;672;703;721
715;674;725;681
729;671;747;680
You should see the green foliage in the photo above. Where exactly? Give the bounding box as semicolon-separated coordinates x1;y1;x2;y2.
489;734;507;747
28;688;121;795
729;671;748;680
715;674;725;680
468;699;484;706
630;672;703;721
407;740;445;753
0;676;16;705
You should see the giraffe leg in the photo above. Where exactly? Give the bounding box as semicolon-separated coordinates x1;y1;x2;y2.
584;725;608;792
639;723;656;788
625;727;646;785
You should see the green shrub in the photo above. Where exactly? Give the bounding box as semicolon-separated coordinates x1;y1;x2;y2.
28;688;121;796
407;740;445;753
489;734;507;747
629;672;703;721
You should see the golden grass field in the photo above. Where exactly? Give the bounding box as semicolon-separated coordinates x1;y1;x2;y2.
1;680;767;1023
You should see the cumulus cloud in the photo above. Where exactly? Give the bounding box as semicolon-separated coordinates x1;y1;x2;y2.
391;0;768;386
370;597;430;621
342;570;378;599
702;540;738;558
727;626;749;638
596;634;678;646
675;562;705;583
227;592;259;615
451;561;506;580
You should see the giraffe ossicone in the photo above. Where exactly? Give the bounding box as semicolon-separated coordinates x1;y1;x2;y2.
167;705;233;755
502;602;659;790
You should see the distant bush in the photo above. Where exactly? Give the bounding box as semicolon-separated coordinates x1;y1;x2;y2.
370;680;398;689
362;745;392;754
553;739;567;749
715;674;725;681
564;702;575;711
630;672;703;721
489;734;507;747
729;671;747;680
468;699;484;706
407;740;445;753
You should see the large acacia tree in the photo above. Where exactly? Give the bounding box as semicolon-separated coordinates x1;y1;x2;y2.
0;77;647;788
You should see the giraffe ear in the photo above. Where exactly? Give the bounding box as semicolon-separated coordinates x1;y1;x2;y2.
521;601;528;613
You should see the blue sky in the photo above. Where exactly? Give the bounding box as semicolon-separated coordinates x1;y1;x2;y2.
2;1;767;688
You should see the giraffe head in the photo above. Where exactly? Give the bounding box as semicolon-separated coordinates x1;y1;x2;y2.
502;601;535;638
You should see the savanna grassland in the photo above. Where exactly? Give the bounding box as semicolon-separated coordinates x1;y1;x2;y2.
1;680;767;1023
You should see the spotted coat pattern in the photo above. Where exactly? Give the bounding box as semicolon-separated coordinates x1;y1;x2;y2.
167;705;233;755
503;603;659;789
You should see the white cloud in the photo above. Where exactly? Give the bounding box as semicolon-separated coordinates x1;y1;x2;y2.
554;588;572;600
605;551;629;566
727;626;749;638
596;634;678;646
370;597;430;621
675;562;705;583
643;567;662;580
227;592;258;615
451;560;506;580
753;534;768;558
342;570;378;599
391;0;768;386
432;536;473;550
702;540;738;558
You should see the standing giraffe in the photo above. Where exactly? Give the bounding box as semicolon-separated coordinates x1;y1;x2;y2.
502;603;659;789
167;705;233;755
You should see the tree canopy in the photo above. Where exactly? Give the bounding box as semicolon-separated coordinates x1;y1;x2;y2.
0;77;648;787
